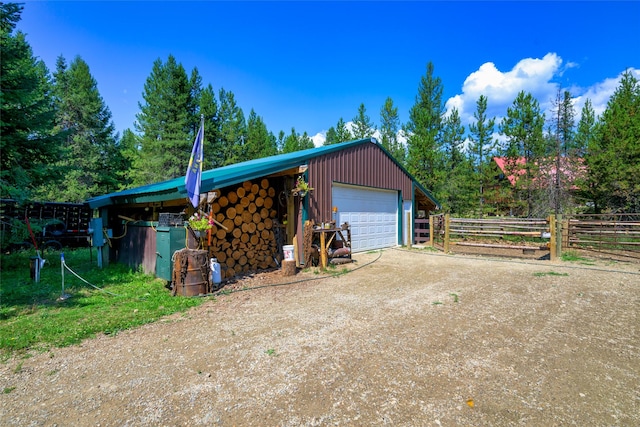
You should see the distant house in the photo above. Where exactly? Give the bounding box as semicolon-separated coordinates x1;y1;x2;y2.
87;138;439;280
492;156;585;189
489;156;585;216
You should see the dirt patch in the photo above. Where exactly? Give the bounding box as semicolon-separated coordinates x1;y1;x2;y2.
1;249;639;426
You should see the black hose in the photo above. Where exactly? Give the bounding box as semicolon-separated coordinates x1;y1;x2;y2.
198;250;385;298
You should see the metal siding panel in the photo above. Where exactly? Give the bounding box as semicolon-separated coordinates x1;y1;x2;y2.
118;225;158;275
308;143;414;224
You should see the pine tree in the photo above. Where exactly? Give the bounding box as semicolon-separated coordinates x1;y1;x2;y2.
197;83;219;170
325;118;352;145
560;90;575;154
574;99;595;158
442;108;465;169
134;55;194;185
282;128;314;153
468;95;497;216
546;89;577;214
282;128;300;153
439;107;471;213
586;70;640;212
379;97;405;164
1;3;62;201
45;55;121;202
118;128;140;189
324;126;338;146
499;91;546;216
351;103;375;139
574;98;603;212
299;131;315;150
405;62;445;200
216;88;246;166
276;130;286;153
573;98;597;157
245;109;277;160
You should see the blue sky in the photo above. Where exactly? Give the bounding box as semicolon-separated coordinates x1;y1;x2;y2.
18;1;640;146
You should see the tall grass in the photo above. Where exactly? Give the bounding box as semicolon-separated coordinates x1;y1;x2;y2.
0;248;204;359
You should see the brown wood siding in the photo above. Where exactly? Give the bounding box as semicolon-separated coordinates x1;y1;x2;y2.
307;143;412;223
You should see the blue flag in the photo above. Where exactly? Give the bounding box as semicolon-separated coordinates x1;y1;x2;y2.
185;124;204;208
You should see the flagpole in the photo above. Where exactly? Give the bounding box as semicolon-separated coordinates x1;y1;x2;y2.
200;114;204;164
199;114;204;209
185;115;205;209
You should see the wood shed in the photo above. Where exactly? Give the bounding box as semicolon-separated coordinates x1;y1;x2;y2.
87;138;439;280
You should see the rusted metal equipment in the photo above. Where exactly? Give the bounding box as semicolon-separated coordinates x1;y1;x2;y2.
171;248;210;296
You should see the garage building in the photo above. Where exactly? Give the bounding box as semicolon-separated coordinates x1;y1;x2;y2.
87;138;439;278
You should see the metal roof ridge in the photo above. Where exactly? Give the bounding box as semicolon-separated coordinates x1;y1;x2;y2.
87;138;376;208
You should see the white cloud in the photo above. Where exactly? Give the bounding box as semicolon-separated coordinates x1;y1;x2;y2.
572;68;640;118
311;132;326;147
446;53;639;136
445;53;563;126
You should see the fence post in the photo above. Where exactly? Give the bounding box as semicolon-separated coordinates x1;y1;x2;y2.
564;218;570;249
444;213;450;253
549;214;557;261
558;215;566;259
406;211;412;249
429;215;434;247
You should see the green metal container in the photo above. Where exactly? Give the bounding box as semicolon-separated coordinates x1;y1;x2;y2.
155;226;185;281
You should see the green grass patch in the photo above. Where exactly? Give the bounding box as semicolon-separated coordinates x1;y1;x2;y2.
0;248;204;359
533;271;569;277
561;250;589;262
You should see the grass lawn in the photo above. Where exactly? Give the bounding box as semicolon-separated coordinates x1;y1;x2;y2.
0;248;205;360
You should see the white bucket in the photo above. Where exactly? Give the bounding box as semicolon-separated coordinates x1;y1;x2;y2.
283;245;295;261
210;258;222;285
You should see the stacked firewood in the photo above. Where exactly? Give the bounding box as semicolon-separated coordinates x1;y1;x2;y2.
206;179;279;279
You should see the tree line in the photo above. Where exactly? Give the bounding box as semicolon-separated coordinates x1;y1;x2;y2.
2;3;638;216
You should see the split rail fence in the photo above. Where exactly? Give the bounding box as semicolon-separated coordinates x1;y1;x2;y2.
425;213;640;262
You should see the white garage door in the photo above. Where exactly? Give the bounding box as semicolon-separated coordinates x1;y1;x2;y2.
332;184;398;252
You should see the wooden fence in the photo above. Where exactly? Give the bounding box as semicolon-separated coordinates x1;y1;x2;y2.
425;213;640;262
432;215;553;258
414;218;430;244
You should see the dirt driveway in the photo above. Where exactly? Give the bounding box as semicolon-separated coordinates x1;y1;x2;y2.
1;248;639;426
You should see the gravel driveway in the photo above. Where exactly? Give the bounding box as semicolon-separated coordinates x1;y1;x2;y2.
1;248;639;426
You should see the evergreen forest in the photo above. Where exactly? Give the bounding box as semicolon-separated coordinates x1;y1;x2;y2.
2;3;639;217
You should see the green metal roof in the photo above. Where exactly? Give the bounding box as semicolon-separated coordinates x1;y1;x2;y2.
87;138;439;209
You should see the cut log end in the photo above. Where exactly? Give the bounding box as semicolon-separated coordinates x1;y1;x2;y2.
282;259;297;276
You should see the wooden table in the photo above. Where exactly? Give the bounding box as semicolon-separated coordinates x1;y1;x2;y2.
313;227;351;268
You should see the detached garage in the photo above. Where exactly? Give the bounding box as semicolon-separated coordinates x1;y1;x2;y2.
87;138;439;279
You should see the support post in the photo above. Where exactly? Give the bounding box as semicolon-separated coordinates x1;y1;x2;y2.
444;213;450;253
557;214;563;260
406;211;412;249
319;231;327;269
549;214;557;261
429;215;434;247
99;207;110;268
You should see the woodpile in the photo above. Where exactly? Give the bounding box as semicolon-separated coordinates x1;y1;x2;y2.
206;179;279;279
